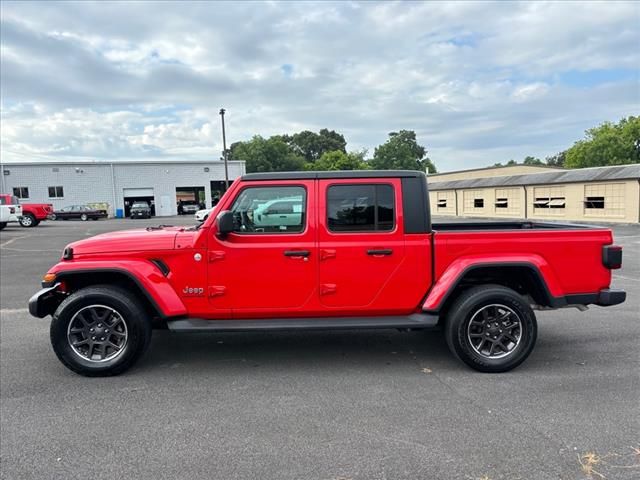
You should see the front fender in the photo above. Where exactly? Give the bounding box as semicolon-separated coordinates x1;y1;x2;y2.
422;254;562;312
46;259;188;318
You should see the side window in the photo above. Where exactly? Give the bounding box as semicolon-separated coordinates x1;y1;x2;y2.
230;186;306;234
48;186;64;198
327;184;395;232
13;187;29;199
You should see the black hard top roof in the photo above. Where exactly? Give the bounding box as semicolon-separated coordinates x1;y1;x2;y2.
241;170;426;181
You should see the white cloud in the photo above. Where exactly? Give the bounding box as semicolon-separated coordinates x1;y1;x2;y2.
1;1;639;171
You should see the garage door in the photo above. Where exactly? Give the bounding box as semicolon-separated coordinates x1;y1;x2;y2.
123;188;154;197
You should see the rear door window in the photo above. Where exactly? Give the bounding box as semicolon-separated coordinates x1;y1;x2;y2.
327;184;395;232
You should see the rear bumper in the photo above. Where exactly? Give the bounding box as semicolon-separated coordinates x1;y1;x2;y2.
28;284;65;318
596;288;626;306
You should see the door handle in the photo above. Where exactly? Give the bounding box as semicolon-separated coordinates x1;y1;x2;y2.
284;250;310;257
367;249;393;256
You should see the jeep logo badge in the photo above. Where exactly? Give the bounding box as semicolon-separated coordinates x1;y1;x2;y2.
182;286;204;296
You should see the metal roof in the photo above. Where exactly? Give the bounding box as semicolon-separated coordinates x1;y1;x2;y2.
428;164;640;191
0;159;245;166
428;163;564;177
242;170;425;181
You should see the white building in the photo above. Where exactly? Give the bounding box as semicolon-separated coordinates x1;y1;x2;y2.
0;159;246;217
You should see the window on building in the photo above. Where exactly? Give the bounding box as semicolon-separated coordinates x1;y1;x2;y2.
327;184;395;232
534;197;566;209
48;186;64;198
12;187;29;199
437;198;447;208
473;198;484;208
229;186;306;234
584;183;625;217
584;196;605;209
548;198;566;208
495;198;508;208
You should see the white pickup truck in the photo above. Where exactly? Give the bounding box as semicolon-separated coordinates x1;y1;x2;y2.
0;194;23;230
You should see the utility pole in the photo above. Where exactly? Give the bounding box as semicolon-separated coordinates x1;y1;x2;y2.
219;108;229;189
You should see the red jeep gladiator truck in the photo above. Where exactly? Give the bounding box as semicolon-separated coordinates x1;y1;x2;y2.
29;171;626;376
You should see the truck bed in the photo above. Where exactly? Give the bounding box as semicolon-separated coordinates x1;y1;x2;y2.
432;221;597;231
430;223;614;302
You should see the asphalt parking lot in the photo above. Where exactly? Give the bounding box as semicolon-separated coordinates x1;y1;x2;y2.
1;217;638;480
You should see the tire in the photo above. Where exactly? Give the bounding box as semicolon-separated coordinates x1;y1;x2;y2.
0;222;6;231
80;213;88;221
50;214;57;220
19;214;37;227
50;286;152;377
33;219;41;226
444;285;537;373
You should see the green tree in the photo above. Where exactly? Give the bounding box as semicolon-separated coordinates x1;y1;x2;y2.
285;129;347;162
522;156;544;165
370;130;437;173
305;150;369;171
493;159;518;167
545;151;566;167
229;136;305;173
565;116;640;168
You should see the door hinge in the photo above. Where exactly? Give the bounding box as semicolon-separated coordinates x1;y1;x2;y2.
320;249;336;261
209;286;226;297
320;283;337;295
208;251;226;262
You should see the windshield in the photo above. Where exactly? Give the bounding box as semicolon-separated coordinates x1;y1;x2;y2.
132;203;148;208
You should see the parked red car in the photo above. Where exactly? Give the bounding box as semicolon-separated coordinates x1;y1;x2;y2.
0;194;53;228
29;171;625;376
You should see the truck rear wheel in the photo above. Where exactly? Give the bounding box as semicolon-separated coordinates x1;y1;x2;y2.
50;286;152;376
19;213;36;227
444;285;537;373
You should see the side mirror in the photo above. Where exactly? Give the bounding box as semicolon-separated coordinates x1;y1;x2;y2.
216;210;234;237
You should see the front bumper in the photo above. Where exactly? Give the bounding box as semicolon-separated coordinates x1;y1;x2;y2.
28;284;66;318
596;288;626;306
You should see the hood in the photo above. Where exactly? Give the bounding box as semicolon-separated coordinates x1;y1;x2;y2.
67;226;186;255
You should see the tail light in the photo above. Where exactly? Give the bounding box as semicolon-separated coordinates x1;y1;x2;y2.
602;245;622;269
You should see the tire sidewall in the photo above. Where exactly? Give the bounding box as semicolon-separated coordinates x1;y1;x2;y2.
447;287;537;373
50;287;150;376
20;214;35;227
80;214;88;221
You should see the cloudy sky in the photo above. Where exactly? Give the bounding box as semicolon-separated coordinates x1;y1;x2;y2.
1;1;639;171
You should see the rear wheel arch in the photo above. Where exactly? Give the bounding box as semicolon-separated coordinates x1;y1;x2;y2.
436;264;555;318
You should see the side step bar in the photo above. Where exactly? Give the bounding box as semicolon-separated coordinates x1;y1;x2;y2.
167;314;439;332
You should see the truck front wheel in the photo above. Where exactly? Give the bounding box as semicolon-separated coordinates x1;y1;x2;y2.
444;285;537;373
50;286;152;376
